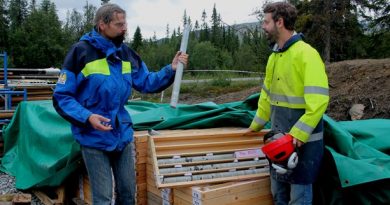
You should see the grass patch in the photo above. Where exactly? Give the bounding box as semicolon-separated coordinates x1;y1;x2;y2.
131;77;261;103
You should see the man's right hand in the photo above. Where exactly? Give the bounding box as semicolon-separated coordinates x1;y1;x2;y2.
88;114;113;131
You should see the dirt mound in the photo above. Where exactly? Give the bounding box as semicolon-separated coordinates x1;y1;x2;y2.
326;58;390;120
182;58;390;121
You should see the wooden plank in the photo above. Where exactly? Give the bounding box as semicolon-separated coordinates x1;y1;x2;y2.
0;194;31;204
153;129;267;141
32;186;65;205
155;135;263;146
149;135;162;185
173;195;192;205
158;173;269;188
173;179;272;205
192;178;271;200
155;139;262;151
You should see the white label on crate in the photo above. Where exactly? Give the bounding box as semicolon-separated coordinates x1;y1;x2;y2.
173;155;181;159
233;158;238;163
192;188;201;199
184;172;192;176
161;190;170;201
162;199;172;205
192;197;202;205
161;188;172;195
206;153;213;156
254;157;259;161
234;149;262;158
174;164;182;168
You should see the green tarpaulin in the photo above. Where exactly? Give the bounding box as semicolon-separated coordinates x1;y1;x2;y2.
1;94;389;204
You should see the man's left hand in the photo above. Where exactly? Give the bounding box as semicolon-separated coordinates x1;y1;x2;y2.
171;51;189;71
293;137;304;148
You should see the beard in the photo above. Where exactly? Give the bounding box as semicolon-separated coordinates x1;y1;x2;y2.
112;33;125;47
264;28;279;45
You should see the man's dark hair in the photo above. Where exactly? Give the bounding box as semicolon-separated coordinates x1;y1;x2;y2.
94;3;126;26
263;2;297;30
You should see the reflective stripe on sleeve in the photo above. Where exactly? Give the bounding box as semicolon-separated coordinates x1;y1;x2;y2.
304;86;329;96
254;116;267;126
295;120;315;135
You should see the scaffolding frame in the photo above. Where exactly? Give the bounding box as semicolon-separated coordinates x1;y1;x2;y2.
0;52;27;123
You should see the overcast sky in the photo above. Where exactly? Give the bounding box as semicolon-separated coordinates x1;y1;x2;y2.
44;0;265;39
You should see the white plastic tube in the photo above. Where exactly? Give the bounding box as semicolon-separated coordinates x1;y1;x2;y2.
170;24;190;108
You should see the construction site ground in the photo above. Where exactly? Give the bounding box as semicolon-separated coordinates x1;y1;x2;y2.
180;58;390;121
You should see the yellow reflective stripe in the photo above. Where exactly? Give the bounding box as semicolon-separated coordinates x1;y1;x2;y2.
262;84;270;96
304;86;329;96
122;61;132;74
81;58;110;77
271;93;305;104
294;120;315;134
253;116;267;126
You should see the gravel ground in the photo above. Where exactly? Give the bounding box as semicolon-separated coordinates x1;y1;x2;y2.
0;171;44;205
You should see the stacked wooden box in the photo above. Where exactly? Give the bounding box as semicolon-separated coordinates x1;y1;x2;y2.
174;178;273;205
133;131;149;205
146;128;272;205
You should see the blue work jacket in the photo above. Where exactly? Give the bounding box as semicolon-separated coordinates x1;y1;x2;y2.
53;29;175;151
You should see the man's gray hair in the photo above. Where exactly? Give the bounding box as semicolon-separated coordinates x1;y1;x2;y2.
93;3;126;26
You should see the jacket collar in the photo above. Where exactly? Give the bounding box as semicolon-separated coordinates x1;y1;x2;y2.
272;32;304;53
80;29;122;58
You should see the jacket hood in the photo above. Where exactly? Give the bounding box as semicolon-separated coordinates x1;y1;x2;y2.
80;29;122;57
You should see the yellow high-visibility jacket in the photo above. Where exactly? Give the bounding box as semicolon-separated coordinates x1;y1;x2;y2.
250;38;329;143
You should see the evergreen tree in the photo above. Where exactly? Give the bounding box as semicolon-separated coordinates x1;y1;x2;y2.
64;9;84;43
165;24;170;39
0;0;9;51
200;9;209;41
132;26;142;52
11;0;66;67
29;0;35;12
83;1;96;32
101;0;109;5
182;9;187;27
9;0;28;30
210;4;222;47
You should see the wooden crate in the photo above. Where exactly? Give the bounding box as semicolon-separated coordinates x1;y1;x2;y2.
148;128;270;188
174;178;272;205
0;193;31;205
73;131;150;205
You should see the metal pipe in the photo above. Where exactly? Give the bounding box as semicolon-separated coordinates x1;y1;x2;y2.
170;24;190;108
0;68;60;75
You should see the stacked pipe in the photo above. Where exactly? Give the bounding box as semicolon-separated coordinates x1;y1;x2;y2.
0;67;59;104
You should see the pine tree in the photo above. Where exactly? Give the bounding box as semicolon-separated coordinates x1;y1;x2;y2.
83;1;96;32
0;0;9;50
101;0;109;5
132;26;143;52
9;0;28;30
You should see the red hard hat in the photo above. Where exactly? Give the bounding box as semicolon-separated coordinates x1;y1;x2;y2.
261;134;295;162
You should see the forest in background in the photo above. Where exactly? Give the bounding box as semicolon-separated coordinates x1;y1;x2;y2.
0;0;389;72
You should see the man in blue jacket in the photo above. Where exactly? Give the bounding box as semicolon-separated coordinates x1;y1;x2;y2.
53;3;188;205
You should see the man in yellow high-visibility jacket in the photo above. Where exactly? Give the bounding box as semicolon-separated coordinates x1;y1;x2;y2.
248;2;329;205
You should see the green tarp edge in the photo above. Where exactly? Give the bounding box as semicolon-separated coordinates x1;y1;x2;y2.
0;94;389;204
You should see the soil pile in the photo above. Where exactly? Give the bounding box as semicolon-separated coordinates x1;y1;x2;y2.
181;58;390;121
